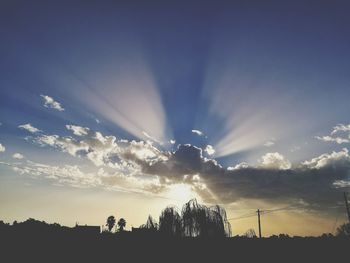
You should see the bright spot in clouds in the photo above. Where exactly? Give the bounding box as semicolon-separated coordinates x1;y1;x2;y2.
204;145;215;155
0;143;5;152
165;183;198;204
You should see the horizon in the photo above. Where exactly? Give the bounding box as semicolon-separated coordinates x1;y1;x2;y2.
1;0;350;237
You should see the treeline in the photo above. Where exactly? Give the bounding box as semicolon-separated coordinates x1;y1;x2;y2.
1;199;350;239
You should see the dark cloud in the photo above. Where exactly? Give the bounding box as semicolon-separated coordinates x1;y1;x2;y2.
140;145;350;210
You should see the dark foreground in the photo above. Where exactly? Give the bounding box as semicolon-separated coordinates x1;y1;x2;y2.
1;230;349;262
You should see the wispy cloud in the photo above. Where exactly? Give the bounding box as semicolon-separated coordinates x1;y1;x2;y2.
264;140;275;147
316;124;350;144
40;95;64;111
191;129;203;136
18;123;41;133
316;135;349;144
331;124;350;135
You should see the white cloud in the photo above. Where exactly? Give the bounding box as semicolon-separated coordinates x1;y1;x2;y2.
191;129;203;136
35;134;90;156
331;124;350;135
170;139;176;144
66;125;90;136
32;126;169;170
260;152;291;170
40;95;64;111
316;135;349;144
204;145;215;155
302;148;350;169
227;162;249;170
18;123;41;133
317;124;350;144
12;153;24;159
0;143;5;152
264;140;275;147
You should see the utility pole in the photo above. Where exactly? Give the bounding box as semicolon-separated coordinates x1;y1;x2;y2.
344;192;350;224
257;209;262;238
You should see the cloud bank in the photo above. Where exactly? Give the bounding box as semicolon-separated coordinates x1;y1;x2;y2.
7;124;350;213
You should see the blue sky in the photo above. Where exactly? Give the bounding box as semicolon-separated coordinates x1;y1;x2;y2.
1;0;350;235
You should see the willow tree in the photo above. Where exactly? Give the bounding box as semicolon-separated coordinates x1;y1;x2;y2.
159;206;182;237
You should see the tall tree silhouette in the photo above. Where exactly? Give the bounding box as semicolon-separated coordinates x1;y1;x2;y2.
106;216;116;232
117;218;126;231
159;206;182;237
156;199;232;238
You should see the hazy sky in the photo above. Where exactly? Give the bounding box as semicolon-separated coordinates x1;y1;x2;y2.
1;0;350;236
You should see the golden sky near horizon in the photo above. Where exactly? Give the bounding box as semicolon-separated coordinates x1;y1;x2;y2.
0;176;347;237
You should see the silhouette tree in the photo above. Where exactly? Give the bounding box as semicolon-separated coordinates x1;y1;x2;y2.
336;223;350;237
117;218;126;231
159;206;183;237
181;199;231;238
157;199;231;238
106;216;116;232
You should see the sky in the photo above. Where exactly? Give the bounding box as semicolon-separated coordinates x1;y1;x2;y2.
1;0;350;236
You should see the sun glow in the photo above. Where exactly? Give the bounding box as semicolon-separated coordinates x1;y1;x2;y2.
165;184;199;205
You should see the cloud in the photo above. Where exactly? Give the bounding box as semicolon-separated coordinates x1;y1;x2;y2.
170;140;176;144
12;153;24;159
227;162;250;170
191;129;203;136
204;145;215;155
331;124;350;135
32;125;168;170
21;124;350;213
259;152;292;170
40;95;64;111
316;136;349;144
0;143;5;152
3;158;166;197
264;140;275;147
301;148;350;169
138;145;350;210
11;161;101;188
66;125;90;136
316;124;350;144
18;123;41;133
